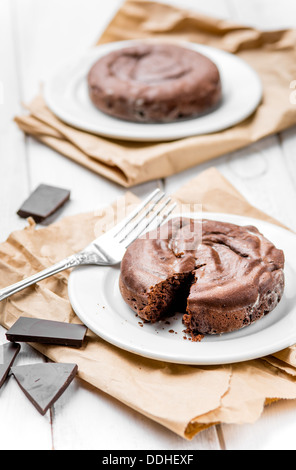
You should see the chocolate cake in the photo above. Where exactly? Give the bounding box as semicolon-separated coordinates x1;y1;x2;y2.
119;218;285;337
87;43;222;123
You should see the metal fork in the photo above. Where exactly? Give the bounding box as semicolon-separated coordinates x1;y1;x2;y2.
0;189;177;302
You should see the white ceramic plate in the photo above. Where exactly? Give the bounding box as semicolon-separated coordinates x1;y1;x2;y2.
44;40;262;142
68;213;296;365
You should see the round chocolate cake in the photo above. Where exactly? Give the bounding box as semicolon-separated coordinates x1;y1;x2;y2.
119;218;285;337
87;43;222;123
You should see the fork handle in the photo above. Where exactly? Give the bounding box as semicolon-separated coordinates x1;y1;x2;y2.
0;250;102;302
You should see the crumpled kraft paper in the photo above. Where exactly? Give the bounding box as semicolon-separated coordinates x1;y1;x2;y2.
1;167;296;439
14;0;296;187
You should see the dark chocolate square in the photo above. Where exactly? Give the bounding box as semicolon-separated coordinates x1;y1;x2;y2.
17;184;70;223
6;317;87;347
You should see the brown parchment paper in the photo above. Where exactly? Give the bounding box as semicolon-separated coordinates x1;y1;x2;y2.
14;0;296;187
1;167;296;440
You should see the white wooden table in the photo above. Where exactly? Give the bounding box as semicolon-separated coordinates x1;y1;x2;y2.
1;0;296;450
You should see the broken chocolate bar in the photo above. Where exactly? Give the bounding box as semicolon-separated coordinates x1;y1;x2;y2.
17;184;70;222
6;317;87;347
11;362;78;415
0;342;21;388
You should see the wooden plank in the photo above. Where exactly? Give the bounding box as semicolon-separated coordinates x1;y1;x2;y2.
11;0;187;451
0;0;29;243
165;133;296;232
222;135;296;231
164;0;296;451
215;0;296;450
13;0;162;214
0;324;52;450
34;0;218;450
0;1;54;450
222;398;296;450
12;0;296;451
51;379;221;450
165;0;296;233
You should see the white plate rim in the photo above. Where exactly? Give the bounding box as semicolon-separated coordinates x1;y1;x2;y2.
68;212;296;365
44;40;263;142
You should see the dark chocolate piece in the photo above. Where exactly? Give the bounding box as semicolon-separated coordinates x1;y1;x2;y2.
6;317;87;347
0;342;21;388
11;362;78;415
17;184;70;223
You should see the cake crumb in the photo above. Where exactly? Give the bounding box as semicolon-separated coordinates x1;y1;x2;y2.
184;327;204;342
191;333;204;342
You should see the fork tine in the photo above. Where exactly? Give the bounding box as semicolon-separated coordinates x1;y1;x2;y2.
117;190;165;242
123;197;174;246
113;188;162;237
155;201;177;226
